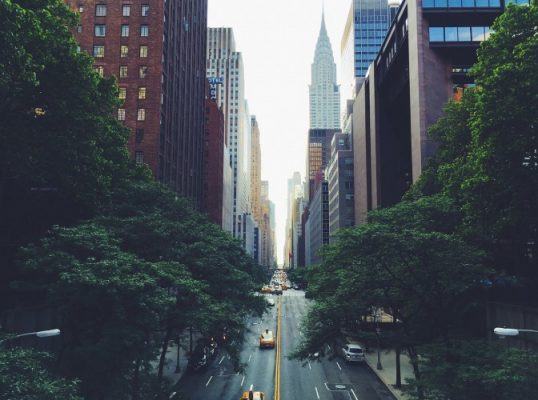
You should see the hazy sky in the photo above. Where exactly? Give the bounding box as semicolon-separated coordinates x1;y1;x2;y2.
208;0;351;265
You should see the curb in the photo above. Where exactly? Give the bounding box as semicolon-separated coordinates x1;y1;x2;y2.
364;356;406;400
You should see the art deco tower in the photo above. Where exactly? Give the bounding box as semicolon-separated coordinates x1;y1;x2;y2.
309;11;340;130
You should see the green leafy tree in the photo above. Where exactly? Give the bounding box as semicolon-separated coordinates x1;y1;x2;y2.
0;0;131;309
17;223;200;400
0;347;83;400
405;340;538;400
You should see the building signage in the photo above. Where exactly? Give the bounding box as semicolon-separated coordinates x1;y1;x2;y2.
208;77;224;100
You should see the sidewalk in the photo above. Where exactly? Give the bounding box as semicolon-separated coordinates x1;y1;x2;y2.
364;347;414;400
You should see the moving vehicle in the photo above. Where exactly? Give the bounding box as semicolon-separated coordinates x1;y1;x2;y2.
187;343;210;372
259;329;275;348
266;298;275;306
260;286;272;294
341;343;365;362
240;387;266;400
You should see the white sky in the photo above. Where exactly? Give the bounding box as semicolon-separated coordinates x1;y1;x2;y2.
208;0;351;265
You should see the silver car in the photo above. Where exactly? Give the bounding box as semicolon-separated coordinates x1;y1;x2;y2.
341;343;365;362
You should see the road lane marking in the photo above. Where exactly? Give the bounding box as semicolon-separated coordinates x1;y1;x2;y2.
240;375;245;387
315;386;320;399
308;361;312;370
248;354;252;362
205;376;213;387
218;356;225;365
350;388;359;400
336;361;342;371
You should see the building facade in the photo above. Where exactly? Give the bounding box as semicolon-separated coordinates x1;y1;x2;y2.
351;0;522;224
307;181;329;265
68;0;208;208
327;133;355;239
306;129;340;201
207;28;251;238
309;11;341;130
204;97;224;226
250;116;262;226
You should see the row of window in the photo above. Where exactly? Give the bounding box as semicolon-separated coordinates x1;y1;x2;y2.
94;24;148;37
423;0;500;7
118;87;147;100
118;108;146;121
94;64;148;79
93;44;148;58
90;4;149;17
429;26;492;42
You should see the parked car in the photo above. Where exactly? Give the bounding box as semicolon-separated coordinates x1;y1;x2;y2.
341;343;365;362
187;343;210;372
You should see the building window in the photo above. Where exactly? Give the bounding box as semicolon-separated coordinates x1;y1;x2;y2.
140;25;149;37
122;4;131;16
141;5;149;16
76;25;83;33
95;4;106;16
137;108;146;121
121;24;129;37
139;45;148;57
120;45;128;57
118;87;127;100
93;45;105;57
117;108;126;121
136;128;144;143
78;5;84;12
95;66;104;77
94;24;106;37
135;151;144;165
138;87;146;99
119;66;128;78
139;66;148;78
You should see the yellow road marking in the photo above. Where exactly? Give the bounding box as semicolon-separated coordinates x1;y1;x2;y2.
274;298;281;400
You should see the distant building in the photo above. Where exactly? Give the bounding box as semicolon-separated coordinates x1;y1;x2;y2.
308;181;329;265
306;129;340;201
67;0;208;208
309;11;340;130
207;28;250;238
204;97;224;226
250;117;262;227
327;133;355;239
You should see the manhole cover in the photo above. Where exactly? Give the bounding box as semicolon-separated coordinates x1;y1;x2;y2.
325;383;353;391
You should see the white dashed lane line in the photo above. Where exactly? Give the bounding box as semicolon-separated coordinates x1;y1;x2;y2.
205;376;213;387
336;361;342;371
315;386;320;399
350;388;359;400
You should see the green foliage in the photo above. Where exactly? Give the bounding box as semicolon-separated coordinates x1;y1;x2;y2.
293;196;486;360
406;340;538;400
0;347;83;400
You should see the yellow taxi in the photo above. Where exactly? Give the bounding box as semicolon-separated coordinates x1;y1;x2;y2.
259;329;275;349
260;286;272;294
240;389;266;400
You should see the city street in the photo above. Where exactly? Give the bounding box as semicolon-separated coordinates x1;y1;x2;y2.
175;290;395;400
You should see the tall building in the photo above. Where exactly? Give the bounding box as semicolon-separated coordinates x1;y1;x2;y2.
68;0;208;208
250;116;262;226
351;0;521;224
308;180;329;265
204;96;224;226
207;28;250;238
309;11;341;130
306;129;340;201
284;172;302;267
341;0;391;102
326;133;355;239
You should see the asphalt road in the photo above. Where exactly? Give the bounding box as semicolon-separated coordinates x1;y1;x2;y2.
175;290;395;400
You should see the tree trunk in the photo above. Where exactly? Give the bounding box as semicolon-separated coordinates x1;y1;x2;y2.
395;346;401;388
132;357;141;400
407;345;424;400
157;328;173;382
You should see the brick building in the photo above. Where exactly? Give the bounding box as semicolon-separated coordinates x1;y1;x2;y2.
204;97;224;226
67;0;207;208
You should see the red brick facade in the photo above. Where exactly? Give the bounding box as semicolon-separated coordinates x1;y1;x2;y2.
204;98;224;226
66;0;207;208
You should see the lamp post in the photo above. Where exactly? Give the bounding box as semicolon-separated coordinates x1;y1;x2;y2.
494;327;538;336
374;309;383;370
175;335;181;373
0;329;60;345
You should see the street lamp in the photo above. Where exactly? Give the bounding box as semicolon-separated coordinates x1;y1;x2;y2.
0;329;60;345
494;327;538;336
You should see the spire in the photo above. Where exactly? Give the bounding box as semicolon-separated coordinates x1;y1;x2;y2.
320;0;326;35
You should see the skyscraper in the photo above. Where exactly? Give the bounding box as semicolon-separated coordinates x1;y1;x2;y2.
309;11;341;130
341;0;391;100
207;28;250;238
68;0;208;208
